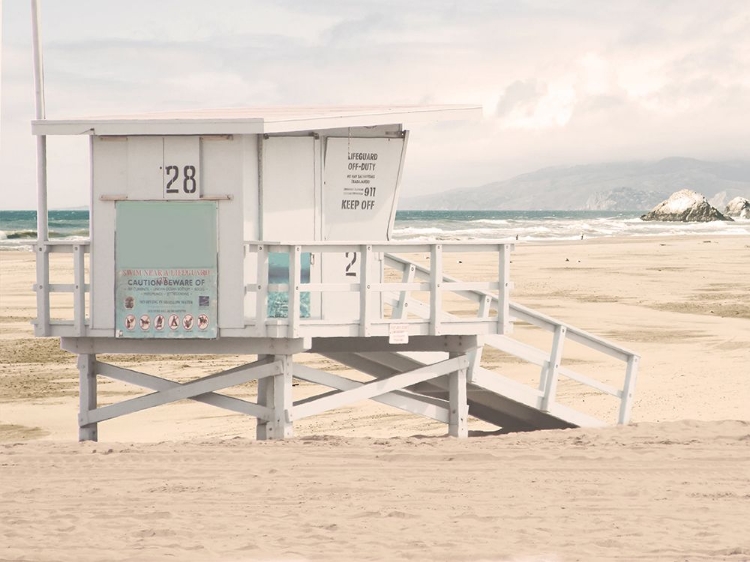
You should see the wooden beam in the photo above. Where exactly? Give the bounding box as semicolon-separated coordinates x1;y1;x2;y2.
294;363;450;423
541;325;566;412
82;358;282;425
292;356;468;421
94;361;273;421
448;353;468;438
78;354;97;442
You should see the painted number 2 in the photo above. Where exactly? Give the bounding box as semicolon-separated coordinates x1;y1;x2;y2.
345;252;357;277
165;165;197;194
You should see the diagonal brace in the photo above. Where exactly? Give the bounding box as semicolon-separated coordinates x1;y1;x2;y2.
293;364;450;423
292;355;468;421
93;361;275;421
82;357;282;425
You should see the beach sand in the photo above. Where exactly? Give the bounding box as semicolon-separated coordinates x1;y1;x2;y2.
1;236;749;561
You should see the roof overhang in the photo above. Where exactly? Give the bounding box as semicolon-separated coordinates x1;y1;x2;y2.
32;105;482;136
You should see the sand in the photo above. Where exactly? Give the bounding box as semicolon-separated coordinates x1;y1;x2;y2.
1;236;749;561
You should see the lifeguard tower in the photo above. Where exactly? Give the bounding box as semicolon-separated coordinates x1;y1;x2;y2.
30;105;640;441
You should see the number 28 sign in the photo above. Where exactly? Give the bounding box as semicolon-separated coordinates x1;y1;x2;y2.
163;137;200;199
164;164;199;199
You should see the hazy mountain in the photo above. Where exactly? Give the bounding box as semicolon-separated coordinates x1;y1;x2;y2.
400;157;750;211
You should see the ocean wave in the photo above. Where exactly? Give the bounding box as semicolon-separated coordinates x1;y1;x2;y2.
0;229;37;240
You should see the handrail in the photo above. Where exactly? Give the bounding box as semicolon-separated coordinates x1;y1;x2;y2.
244;240;512;338
381;249;640;425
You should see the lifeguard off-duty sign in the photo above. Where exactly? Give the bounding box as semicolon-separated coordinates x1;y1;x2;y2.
323;137;404;241
115;201;218;339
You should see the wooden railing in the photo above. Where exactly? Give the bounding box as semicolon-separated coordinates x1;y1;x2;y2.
33;238;638;425
33;240;90;337
379;253;640;425
243;241;513;339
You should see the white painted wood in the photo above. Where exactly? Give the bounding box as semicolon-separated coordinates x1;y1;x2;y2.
293;364;450;423
94;361;273;421
289;246;301;338
618;355;640;424
33;105;482;136
393;262;415;320
73;244;86;336
261;137;316;240
201;135;245;329
253;245;269;336
255;355;273;439
60;336;311;356
541;325;566;412
359;245;373;337
162;136;200;200
82;358;282;425
126;136;163;199
430;245;443;336
448;353;468;438
34;244;50;336
269;355;294;439
293;356;468;420
91;136;127;330
78;353;97;442
498;244;512;335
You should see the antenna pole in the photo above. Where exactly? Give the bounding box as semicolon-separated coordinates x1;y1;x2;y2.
31;0;48;241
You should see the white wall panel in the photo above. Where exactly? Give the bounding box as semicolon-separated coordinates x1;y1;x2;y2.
91;136;128;330
201;136;244;328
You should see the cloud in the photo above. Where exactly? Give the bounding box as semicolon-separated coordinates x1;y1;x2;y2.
3;0;750;208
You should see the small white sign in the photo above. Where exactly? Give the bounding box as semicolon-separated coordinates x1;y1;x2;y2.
389;323;409;344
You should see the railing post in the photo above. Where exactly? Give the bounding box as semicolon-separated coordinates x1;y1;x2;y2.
73;244;86;336
359;244;373;337
618;355;640;424
393;262;415;320
498;243;512;334
254;244;269;337
34;243;50;337
288;245;301;338
429;244;443;335
541;325;566;411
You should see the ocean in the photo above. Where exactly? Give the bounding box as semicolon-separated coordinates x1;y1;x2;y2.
1;209;749;250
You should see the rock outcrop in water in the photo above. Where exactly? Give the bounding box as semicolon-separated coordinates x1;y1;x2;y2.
641;189;733;222
724;196;750;218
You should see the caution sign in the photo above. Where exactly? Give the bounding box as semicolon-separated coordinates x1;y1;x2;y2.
115;201;218;339
116;267;217;338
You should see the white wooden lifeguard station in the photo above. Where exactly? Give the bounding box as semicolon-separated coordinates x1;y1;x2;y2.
30;104;640;441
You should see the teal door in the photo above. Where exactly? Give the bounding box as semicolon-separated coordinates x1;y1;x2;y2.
115;201;218;339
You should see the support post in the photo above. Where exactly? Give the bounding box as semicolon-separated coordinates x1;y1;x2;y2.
78;353;97;442
31;0;50;337
256;370;273;440
257;355;293;440
270;355;294;439
448;352;468;438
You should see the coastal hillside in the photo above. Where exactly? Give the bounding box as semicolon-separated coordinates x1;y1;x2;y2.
400;157;750;211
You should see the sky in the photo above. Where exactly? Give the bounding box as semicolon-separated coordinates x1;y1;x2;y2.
2;0;750;209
